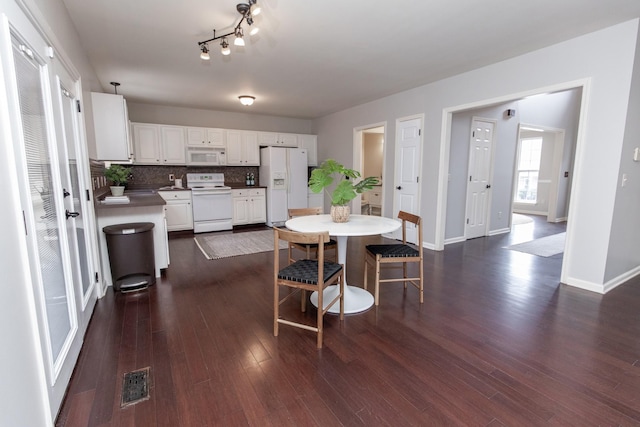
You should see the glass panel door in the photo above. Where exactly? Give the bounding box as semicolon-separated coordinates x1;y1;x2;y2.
11;35;77;371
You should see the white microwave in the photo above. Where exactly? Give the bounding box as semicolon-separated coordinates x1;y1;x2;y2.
187;148;226;166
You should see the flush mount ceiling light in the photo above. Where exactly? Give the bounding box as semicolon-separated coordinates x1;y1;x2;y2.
239;95;255;106
197;1;262;60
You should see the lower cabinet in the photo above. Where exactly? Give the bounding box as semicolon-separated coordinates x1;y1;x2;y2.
232;188;266;225
158;190;193;231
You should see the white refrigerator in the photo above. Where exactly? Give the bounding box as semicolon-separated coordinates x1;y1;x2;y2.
260;147;308;226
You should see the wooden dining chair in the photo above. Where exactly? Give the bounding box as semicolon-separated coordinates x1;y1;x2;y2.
363;211;423;306
287;207;338;262
273;227;344;348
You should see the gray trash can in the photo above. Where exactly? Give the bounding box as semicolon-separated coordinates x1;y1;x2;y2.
103;222;155;292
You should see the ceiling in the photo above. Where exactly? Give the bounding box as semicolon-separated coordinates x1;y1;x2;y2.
61;0;640;120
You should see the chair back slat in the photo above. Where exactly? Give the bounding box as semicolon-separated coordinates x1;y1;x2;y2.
288;207;323;219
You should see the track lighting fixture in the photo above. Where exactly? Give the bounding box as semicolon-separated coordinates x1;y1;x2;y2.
220;38;230;56
197;1;262;59
200;44;210;60
239;95;255;106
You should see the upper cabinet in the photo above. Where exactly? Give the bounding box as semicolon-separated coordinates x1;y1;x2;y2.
227;130;260;166
186;127;225;148
132;123;186;165
298;134;318;166
91;92;133;162
258;131;298;147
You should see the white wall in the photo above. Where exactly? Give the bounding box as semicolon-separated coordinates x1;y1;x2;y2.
127;102;313;134
313;20;640;293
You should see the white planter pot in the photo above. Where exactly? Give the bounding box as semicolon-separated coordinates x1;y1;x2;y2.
110;186;125;196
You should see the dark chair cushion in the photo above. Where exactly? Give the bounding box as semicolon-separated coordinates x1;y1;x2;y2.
366;244;419;258
278;259;342;284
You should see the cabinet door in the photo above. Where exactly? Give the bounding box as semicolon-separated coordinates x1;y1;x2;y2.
299;134;317;166
279;133;298;147
160;126;186;164
206;128;225;147
186;127;206;147
250;196;266;223
164;201;193;231
133;123;161;164
92;92;132;161
243;131;260;166
232;196;249;225
226;130;243;165
258;131;278;146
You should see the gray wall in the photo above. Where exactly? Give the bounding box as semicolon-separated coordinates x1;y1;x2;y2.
127;102;313;134
606;26;640;283
313;20;640;293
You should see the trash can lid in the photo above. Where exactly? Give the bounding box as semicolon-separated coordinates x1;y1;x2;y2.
102;222;155;235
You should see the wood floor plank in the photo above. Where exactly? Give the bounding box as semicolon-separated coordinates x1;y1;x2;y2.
57;218;640;426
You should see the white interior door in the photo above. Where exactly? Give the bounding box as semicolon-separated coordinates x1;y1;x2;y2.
465;118;495;239
393;116;423;243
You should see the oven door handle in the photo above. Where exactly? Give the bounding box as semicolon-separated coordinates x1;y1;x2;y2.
192;190;232;196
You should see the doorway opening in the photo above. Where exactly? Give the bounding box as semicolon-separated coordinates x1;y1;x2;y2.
353;123;386;217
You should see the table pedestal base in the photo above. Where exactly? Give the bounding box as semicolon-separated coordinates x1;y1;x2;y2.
310;285;374;314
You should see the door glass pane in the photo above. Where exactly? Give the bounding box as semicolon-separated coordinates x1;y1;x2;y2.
59;86;91;296
13;37;73;364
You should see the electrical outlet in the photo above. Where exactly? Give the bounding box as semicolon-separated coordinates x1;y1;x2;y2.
169;174;175;182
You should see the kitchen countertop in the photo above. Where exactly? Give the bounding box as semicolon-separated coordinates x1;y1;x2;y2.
95;190;166;211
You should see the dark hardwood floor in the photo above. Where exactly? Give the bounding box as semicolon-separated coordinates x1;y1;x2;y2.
56;215;640;426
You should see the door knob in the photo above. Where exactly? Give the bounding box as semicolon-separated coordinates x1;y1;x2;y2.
486;184;491;189
63;188;71;198
396;186;402;190
65;210;80;219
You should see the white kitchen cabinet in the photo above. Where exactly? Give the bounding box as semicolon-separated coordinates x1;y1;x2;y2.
298;134;318;166
132;122;186;165
232;188;266;225
91;92;133;161
227;130;260;166
187;127;225;147
258;131;298;147
158;190;193;231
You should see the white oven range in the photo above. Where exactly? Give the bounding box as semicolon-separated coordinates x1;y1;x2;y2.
187;173;233;233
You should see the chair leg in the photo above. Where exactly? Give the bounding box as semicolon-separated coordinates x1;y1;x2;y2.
274;284;279;337
419;259;424;304
403;262;408;290
301;290;307;312
339;272;345;320
374;255;381;306
317;284;323;349
363;256;369;291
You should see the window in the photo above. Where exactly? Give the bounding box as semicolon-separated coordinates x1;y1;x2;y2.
515;137;542;203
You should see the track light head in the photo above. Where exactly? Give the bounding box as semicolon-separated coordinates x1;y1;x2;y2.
220;38;230;55
234;27;245;46
200;44;210;60
249;0;261;16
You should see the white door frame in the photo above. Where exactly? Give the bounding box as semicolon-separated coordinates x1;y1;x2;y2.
353;121;387;216
436;79;590;288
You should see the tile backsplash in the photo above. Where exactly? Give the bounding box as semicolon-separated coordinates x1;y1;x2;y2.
128;165;260;187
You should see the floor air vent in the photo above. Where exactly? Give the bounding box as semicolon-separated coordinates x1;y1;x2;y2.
121;367;150;407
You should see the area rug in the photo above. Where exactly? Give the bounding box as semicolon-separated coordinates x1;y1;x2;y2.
194;230;287;260
512;213;534;225
506;232;566;257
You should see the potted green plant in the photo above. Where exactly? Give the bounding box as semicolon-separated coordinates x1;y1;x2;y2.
308;159;379;222
104;164;132;196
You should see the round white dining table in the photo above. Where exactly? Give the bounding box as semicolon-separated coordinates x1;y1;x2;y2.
285;214;401;314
